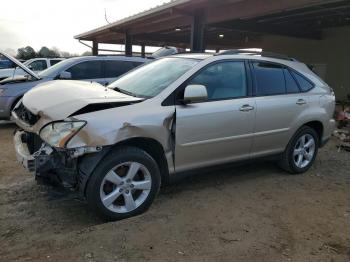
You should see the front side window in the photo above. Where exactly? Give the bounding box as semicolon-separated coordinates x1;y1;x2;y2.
29;60;47;71
104;60;140;78
67;61;103;80
253;62;285;96
109;57;199;98
188;61;247;100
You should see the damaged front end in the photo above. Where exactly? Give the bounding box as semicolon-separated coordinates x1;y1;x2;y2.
12;101;104;193
14;130;75;185
11;79;176;197
14;133;118;202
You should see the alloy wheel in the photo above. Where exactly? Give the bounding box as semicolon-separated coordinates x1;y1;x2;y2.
100;162;152;213
293;134;316;169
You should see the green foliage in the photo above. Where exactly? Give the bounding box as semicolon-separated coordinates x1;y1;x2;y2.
37;46;60;58
16;46;37;60
15;46;88;60
82;51;92;56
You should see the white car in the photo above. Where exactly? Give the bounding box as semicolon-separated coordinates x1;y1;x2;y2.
0;58;64;81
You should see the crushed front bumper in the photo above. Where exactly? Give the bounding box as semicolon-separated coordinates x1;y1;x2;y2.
13;130;104;193
13;131;35;172
14;130;74;178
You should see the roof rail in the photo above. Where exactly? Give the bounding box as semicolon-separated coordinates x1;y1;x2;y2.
216;49;297;61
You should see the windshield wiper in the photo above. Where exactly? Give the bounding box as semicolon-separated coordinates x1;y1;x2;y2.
114;87;137;97
113;87;149;99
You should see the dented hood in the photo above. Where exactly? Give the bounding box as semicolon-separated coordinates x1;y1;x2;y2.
22;80;142;120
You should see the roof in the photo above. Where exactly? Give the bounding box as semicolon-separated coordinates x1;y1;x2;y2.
172;53;213;60
75;0;188;39
75;0;350;49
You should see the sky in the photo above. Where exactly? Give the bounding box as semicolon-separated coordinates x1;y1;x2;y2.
0;0;169;55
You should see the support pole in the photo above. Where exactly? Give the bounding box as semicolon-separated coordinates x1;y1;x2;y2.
141;44;145;58
92;41;98;56
190;10;206;52
125;31;133;56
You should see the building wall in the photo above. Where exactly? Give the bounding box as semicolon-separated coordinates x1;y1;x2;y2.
261;26;350;101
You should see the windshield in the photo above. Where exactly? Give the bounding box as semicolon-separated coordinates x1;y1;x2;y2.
108;57;199;98
38;58;73;78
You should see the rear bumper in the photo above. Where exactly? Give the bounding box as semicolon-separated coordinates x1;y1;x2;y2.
320;137;330;148
320;118;336;148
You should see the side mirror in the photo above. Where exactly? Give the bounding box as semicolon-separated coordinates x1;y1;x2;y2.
183;84;208;104
58;71;72;80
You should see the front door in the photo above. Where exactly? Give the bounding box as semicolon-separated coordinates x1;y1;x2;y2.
174;61;255;172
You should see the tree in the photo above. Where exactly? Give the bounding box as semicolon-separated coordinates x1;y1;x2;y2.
81;51;92;56
16;46;36;60
37;46;60;58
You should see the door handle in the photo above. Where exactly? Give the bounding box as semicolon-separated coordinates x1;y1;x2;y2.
239;104;255;112
296;99;307;105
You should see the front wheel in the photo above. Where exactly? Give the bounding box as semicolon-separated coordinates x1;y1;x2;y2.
279;126;319;174
86;147;161;221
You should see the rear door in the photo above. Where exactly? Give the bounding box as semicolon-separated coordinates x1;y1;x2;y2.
65;60;105;84
104;60;143;86
250;61;310;157
175;60;256;172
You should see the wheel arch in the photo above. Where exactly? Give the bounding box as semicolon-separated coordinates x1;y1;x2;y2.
114;137;170;185
301;120;324;145
78;137;170;198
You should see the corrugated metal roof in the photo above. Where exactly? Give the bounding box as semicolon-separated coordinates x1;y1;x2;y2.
75;0;191;39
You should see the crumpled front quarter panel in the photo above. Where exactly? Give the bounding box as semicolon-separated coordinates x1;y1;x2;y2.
67;100;175;151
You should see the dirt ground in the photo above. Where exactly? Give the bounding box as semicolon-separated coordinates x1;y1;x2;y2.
0;121;349;262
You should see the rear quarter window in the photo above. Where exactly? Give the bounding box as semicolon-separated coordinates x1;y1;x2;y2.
291;71;314;92
284;69;300;93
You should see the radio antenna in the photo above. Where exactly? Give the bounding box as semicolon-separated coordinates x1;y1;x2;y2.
105;8;111;24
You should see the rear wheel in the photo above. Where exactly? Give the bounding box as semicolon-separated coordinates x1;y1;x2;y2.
86;147;161;221
279;126;319;174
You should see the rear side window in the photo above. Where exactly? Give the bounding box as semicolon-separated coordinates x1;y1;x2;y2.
67;61;103;80
104;60;141;78
283;69;300;93
29;60;47;71
253;62;285;95
291;71;314;92
50;59;62;66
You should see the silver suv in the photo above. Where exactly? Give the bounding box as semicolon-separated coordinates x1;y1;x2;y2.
12;51;335;221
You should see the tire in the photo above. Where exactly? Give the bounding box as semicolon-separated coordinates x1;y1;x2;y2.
279;126;319;174
86;146;161;221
